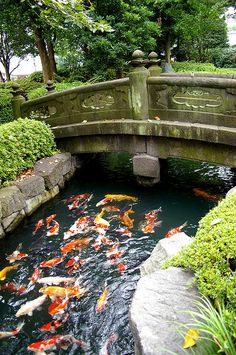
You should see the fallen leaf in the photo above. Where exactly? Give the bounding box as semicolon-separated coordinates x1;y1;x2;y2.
182;328;199;349
210;218;222;226
154;116;160;120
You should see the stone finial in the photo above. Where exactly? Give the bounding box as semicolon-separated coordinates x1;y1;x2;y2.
130;50;147;68
147;51;162;76
148;51;161;65
46;80;55;94
11;83;24;98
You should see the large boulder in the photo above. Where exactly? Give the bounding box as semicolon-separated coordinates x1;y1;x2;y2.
12;175;45;199
0;186;26;218
141;233;192;276
129;267;199;355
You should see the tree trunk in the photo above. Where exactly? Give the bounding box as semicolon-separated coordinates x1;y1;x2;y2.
47;39;57;74
0;70;5;82
2;61;11;81
34;26;52;83
165;32;171;64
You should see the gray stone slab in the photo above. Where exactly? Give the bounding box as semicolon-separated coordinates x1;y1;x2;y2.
129;267;199;355
0;186;26;218
41;186;59;204
33;156;64;190
0;224;5;239
2;209;25;232
12;175;45;199
25;194;43;216
52;153;72;175
133;154;160;179
141;233;192;276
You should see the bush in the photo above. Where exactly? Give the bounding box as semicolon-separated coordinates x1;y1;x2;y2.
27;81;84;100
27;71;44;83
210;47;236;68
0;118;58;184
0;88;14;124
165;193;236;309
172;61;236;75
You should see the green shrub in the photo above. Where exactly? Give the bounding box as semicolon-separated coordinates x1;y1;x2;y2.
27;81;83;100
27;71;44;83
165;193;236;308
0;88;14;124
172;61;236;75
0;118;58;184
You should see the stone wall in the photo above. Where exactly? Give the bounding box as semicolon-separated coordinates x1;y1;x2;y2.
0;153;79;238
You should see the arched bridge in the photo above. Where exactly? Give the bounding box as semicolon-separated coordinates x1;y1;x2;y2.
12;50;236;183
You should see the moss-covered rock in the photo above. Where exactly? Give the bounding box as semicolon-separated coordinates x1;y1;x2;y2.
165;192;236;310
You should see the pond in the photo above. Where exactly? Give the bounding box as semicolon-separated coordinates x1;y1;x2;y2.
0;153;234;354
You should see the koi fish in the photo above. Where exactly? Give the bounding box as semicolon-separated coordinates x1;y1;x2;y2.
96;283;108;312
33;219;44;235
39;285;86;300
92;235;113;251
0;282;27;295
193;188;219;201
65;256;80;269
119;207;135;229
0;264;19;281
40;257;64;268
37;276;75;285
67;193;92;210
40;313;69;332
66;193;91;203
28;334;87;354
65;256;81;273
165;222;188;238
46;221;59;237
106;243;123;259
99;333;118;355
0;322;24;339
141;220;162;234
16;295;47;317
117;262;126;274
30;267;41;283
46;213;57;226
61;237;91;254
48;297;69;316
145;207;162;220
64;216;90;240
6;247;28;263
117;227;132;238
94;214;110;229
96;194;138;207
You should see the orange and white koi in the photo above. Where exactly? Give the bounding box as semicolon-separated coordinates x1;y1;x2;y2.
193;188;219;201
145;207;161;220
48;297;69;316
65;256;81;273
99;333;118;355
33;219;44;235
0;282;27;295
92;234;113;251
117;227;132;238
66;193;91;203
46;213;57;226
96;283;108;312
16;294;47;317
61;237;91;254
65;256;80;269
39;285;86;300
67;193;92;210
46;221;59;237
0;322;24;339
30;267;41;283
117;262;126;274
94;213;110;229
0;264;19;281
165;222;188;238
64;216;90;240
28;334;87;354
96;194;138;207
119;207;135;229
6;251;28;264
142;220;162;234
40;313;69;332
40;257;64;268
37;276;75;285
106;243;123;259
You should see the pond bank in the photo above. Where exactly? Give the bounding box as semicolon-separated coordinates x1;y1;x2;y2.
0;153;80;238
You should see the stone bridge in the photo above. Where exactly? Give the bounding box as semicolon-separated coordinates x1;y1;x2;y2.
12;50;236;184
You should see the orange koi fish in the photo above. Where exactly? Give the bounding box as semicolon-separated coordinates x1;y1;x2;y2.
0;264;19;281
99;333;118;355
46;221;59;237
96;194;138;207
119;207;135;229
65;256;81;274
117;227;132;238
145;207;161;220
40;257;64;268
48;297;69;315
0;282;27;295
67;193;92;210
33;219;44;235
39;285;85;300
30;267;41;283
66;193;91;203
64;216;90;240
0;322;24;339
117;262;126;274
40;313;69;332
193;188;219;201
106;243;123;259
61;237;91;254
96;283;108;312
28;334;87;353
46;213;57;226
165;222;188;238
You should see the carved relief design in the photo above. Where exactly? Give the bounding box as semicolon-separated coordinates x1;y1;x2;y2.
115;87;130;107
155;88;168;109
29;106;51;119
226;88;236;95
172;90;223;109
82;94;114;110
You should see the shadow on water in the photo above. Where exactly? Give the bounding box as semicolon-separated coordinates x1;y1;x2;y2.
0;153;234;354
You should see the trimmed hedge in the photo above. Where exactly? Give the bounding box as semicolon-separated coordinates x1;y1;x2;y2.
172;61;236;75
0;118;58;184
0;88;14;124
165;193;236;310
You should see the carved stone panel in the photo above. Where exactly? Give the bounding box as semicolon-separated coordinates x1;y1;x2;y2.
81;93;115;111
29;106;51;120
172;90;223;110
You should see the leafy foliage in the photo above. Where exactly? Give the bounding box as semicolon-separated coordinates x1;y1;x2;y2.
0;87;13;124
165;193;236;309
172;61;236;74
27;81;84;99
0;118;58;184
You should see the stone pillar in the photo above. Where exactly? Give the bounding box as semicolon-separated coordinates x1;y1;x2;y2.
147;51;162;76
46;80;56;94
133;154;160;187
11;83;26;119
129;50;149;120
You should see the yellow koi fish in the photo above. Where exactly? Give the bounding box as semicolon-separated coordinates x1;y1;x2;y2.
0;264;19;281
39;285;85;300
96;194;138;207
96;283;108;312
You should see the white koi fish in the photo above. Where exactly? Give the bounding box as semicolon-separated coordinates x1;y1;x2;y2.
37;276;75;285
16;295;47;317
0;322;24;339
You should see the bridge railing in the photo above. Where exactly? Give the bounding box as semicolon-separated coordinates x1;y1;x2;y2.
11;50;236;130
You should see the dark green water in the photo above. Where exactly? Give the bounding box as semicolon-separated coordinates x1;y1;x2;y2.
0;154;234;354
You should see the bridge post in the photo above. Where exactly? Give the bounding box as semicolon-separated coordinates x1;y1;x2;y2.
129;50;149;120
11;83;26;119
147;52;162;76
